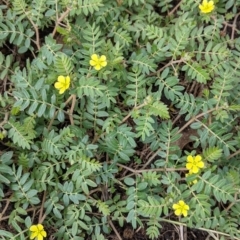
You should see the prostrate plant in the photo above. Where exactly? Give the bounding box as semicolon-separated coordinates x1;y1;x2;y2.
0;0;240;240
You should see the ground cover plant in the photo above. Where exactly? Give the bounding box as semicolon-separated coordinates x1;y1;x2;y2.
0;0;240;239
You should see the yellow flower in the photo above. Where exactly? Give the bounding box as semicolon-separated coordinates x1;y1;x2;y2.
172;200;189;217
29;224;47;240
199;0;215;13
186;172;198;185
54;75;70;94
89;54;107;70
186;155;204;174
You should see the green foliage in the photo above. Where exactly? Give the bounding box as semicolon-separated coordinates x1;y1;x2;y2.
12;0;27;15
0;53;14;80
54;53;74;76
0;0;240;239
193;171;235;203
138;196;164;218
146;218;161;240
0;19;34;53
0;152;13;192
95;200;110;216
5;117;36;149
181;61;210;84
71;0;103;16
10;165;40;206
203;147;223;162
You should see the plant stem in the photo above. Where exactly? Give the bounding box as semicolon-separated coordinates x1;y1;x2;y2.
52;7;72;37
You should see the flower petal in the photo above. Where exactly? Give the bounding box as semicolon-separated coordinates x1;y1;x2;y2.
195;155;202;161
209;6;214;12
59;88;66;94
186;163;193;170
192;166;199;174
54;82;64;89
30;225;38;231
30;232;38;239
187;155;193;162
41;230;47;237
65;76;70;84
197;161;204;168
90;59;96;66
175;209;181;216
91;54;98;61
100;60;107;67
65;76;70;89
57;75;66;84
38;235;43;240
184;204;189;210
208;1;214;6
203;0;207;5
172;204;178;210
99;55;106;61
178;200;185;206
37;224;44;231
182;209;188;217
94;64;102;71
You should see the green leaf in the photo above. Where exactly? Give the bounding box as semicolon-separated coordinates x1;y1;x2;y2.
203;147;222;162
130;52;157;75
96;200;110;216
0;174;10;184
54;53;74;76
45;9;55;17
72;221;78;236
73;0;103;16
182;62;210;84
5;119;36;150
77;76;106;98
124;177;135;186
149;101;170;119
0;230;13;238
0;151;13;162
24;216;32;228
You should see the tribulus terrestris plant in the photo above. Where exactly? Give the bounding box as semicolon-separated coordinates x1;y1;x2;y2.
0;0;240;240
